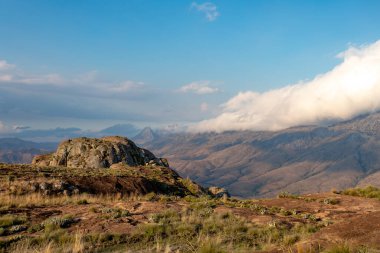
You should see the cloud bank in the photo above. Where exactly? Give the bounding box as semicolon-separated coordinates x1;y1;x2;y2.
191;2;219;22
193;40;380;132
0;60;14;71
179;81;219;94
0;60;219;128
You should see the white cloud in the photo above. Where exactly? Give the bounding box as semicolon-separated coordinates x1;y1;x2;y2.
17;73;65;85
108;80;144;92
0;60;64;85
0;60;15;71
0;121;11;134
179;81;220;94
0;74;12;82
0;60;212;126
193;40;380;132
200;102;208;112
191;2;219;21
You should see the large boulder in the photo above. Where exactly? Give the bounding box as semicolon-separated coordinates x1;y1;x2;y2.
32;136;169;169
208;186;230;198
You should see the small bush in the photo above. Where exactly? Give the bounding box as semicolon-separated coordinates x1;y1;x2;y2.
42;215;78;232
341;186;380;200
100;207;130;218
322;198;340;205
280;209;292;216
277;191;299;199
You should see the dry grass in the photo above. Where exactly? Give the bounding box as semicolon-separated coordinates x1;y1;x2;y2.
0;192;150;209
0;192;324;253
340;186;380;200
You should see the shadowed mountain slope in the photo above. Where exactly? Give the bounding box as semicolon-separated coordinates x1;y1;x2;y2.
0;138;56;164
139;112;380;198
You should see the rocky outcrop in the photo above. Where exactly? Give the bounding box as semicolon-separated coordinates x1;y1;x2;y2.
32;136;169;169
26;136;211;197
208;186;230;198
0;162;205;197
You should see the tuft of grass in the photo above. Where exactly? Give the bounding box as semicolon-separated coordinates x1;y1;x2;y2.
76;199;89;205
0;215;26;228
324;244;351;253
324;244;375;253
277;191;300;199
199;241;226;253
42;215;78;232
99;207;130;219
322;198;340;205
180;177;204;195
340;186;380;200
142;192;157;201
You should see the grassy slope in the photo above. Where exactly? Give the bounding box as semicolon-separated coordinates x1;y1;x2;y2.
0;164;379;252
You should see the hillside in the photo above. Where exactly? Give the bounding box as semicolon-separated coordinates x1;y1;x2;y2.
1;163;380;252
0;138;56;164
1;136;380;252
139;112;380;198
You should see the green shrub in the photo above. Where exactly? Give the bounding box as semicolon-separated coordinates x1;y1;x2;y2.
277;191;299;199
322;198;340;205
148;210;180;224
42;215;78;232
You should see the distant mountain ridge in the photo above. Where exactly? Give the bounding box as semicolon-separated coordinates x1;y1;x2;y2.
0;138;56;164
0;124;141;142
100;124;140;137
133;127;158;144
3;112;380;198
331;112;380;135
139;112;380;198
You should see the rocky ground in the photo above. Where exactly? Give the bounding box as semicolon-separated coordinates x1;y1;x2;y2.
0;184;379;252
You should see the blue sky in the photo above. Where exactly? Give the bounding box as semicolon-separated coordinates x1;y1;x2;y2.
1;0;380;132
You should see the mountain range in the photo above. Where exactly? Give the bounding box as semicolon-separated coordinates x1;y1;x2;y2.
0;138;56;164
0;124;141;143
137;112;380;198
2;113;380;198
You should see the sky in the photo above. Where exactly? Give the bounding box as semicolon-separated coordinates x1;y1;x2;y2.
1;0;380;133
